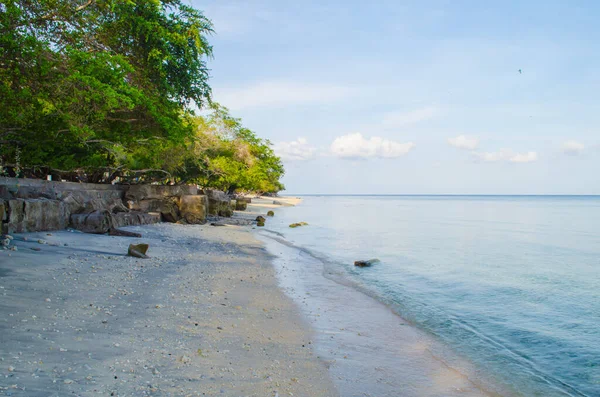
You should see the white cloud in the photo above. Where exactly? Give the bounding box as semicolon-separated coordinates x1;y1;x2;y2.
381;107;437;127
562;140;585;155
214;81;354;110
330;133;415;159
448;135;479;150
473;149;538;163
273;138;316;161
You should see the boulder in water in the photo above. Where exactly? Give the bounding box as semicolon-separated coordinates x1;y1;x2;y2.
289;222;308;228
256;216;266;223
354;259;380;267
267;210;274;217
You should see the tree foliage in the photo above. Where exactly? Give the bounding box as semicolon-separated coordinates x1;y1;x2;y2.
0;0;284;192
156;104;285;193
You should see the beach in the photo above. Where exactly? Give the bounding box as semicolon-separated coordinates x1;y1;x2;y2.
4;196;586;397
0;198;335;396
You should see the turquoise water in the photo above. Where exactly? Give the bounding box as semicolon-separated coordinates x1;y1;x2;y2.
265;196;600;396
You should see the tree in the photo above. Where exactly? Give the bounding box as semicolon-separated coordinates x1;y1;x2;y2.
0;0;213;180
157;104;284;193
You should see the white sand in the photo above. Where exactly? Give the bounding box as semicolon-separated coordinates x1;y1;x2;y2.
0;203;336;396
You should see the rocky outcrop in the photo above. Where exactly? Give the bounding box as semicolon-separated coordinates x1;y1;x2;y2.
6;198;69;233
206;190;233;217
70;210;160;234
126;185;193;223
234;200;248;211
0;178;229;233
113;212;160;228
178;195;208;224
70;210;114;234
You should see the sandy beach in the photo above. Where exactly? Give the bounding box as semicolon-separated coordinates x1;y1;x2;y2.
0;198;336;397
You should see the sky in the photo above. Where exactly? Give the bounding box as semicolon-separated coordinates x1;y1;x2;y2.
192;0;600;194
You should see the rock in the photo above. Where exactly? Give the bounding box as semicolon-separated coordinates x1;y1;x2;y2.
219;206;233;217
128;243;149;258
234;200;247;211
60;189;127;215
257;221;265;227
256;216;266;223
210;222;226;227
289;222;308;228
108;228;142;238
354;259;380;267
8;366;14;372
178;195;208;224
205;190;233;217
113;211;160;228
125;185;199;202
273;200;282;205
267;210;274;217
211;218;254;226
7;198;68;233
70;210;113;234
63;379;74;384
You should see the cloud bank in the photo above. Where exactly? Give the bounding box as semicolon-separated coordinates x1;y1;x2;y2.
273;138;316;161
330;133;415;159
448;135;479;150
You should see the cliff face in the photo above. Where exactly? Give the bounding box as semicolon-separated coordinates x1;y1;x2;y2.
0;178;236;234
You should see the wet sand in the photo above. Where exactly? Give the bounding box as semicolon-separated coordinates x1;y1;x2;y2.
0;201;336;396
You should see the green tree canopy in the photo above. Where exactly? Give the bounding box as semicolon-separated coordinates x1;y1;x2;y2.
0;0;213;177
0;1;285;193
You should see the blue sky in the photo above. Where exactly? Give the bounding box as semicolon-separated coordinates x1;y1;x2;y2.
192;0;600;194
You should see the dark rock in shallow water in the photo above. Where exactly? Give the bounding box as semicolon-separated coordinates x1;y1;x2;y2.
289;222;308;228
354;259;380;267
267;211;274;217
257;221;265;227
210;222;226;227
256;216;266;223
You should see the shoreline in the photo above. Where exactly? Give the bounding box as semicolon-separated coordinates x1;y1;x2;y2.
0;198;336;396
258;233;503;397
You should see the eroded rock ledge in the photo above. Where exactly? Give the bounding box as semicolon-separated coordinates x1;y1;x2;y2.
0;178;247;234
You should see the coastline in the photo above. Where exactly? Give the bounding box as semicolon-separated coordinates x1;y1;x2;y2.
0;198;336;396
257;235;501;397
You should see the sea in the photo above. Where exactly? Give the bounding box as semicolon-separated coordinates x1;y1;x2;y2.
257;195;600;397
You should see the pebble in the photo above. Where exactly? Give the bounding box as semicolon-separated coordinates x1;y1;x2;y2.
63;379;74;384
8;366;15;372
